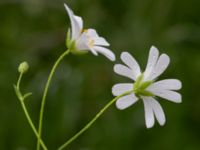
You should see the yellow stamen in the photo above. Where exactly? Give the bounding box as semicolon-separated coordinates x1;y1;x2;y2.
81;29;94;48
81;29;88;33
89;39;95;48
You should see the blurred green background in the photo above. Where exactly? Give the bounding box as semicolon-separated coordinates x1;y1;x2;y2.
0;0;200;149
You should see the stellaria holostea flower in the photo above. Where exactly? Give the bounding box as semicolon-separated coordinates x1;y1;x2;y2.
64;3;115;61
112;46;182;128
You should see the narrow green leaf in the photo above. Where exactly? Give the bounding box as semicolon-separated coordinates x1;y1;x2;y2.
23;92;33;100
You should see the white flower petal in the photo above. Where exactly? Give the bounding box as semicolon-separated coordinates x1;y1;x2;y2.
147;97;166;126
114;64;135;80
147;79;182;91
144;46;159;80
93;46;115;61
116;94;138;110
94;37;110;46
150;54;170;80
86;29;110;46
74;16;83;31
149;89;182;103
64;3;82;39
112;83;133;96
90;48;98;55
87;29;99;38
121;52;141;80
76;32;90;50
142;98;155;128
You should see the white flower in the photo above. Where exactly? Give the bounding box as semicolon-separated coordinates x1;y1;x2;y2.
112;46;182;128
64;3;116;61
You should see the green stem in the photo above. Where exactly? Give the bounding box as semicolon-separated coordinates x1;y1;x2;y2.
37;50;70;150
57;91;132;150
17;73;23;89
15;73;48;150
20;100;48;150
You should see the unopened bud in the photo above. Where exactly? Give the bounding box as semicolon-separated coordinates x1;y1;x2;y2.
18;61;29;73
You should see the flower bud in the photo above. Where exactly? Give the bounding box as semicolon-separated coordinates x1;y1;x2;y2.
18;61;29;74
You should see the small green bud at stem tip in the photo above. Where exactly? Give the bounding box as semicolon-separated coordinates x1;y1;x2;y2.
18;61;29;74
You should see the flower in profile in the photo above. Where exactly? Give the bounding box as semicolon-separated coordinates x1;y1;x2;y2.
112;46;182;128
64;3;115;61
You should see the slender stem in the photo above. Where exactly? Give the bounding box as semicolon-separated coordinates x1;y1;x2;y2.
37;50;70;150
20;100;48;150
17;73;23;89
15;73;48;150
57;91;132;150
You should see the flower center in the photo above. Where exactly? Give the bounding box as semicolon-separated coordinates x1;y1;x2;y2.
88;39;95;48
133;74;153;98
83;29;95;48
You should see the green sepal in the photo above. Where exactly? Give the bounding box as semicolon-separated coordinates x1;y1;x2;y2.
66;29;71;46
65;28;74;50
66;28;74;50
137;90;154;97
133;74;144;90
140;80;153;90
68;40;76;51
133;75;154;97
